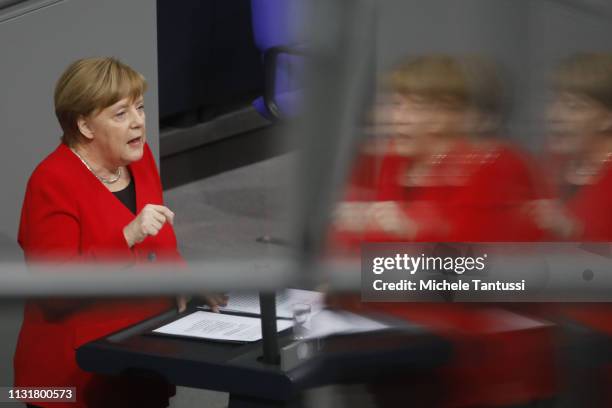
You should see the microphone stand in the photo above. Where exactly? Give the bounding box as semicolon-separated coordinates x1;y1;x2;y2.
259;291;280;365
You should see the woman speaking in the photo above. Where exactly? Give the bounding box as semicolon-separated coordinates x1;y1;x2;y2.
16;57;185;407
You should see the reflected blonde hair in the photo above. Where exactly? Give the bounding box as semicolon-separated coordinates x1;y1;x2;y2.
552;53;612;110
386;55;503;115
54;57;147;146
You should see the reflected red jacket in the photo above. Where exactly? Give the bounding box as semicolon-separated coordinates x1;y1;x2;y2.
15;143;180;407
328;140;556;406
332;140;546;246
567;161;612;241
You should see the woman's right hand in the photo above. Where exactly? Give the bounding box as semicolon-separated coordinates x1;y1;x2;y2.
333;202;370;232
123;204;175;247
368;201;418;238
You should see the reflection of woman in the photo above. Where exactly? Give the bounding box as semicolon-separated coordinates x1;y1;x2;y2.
329;56;555;407
534;53;612;241
332;56;543;247
16;58;181;408
534;53;612;406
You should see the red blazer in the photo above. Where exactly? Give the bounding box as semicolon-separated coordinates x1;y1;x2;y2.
15;143;180;407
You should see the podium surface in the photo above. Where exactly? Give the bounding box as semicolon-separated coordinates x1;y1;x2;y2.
77;308;450;407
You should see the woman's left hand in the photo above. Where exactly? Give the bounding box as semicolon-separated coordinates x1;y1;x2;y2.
176;295;190;313
526;199;581;239
197;292;229;313
175;293;228;313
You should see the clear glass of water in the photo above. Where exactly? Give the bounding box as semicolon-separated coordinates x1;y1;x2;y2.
292;303;311;340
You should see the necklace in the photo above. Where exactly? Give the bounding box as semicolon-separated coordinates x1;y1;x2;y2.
71;148;122;184
566;152;612;185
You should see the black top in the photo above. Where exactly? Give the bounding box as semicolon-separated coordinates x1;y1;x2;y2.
113;178;137;214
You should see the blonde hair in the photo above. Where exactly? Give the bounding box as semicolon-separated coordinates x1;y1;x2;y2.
54;57;147;146
552;53;612;110
386;55;503;115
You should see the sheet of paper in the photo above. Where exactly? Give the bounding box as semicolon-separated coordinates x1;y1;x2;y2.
198;288;325;319
153;311;293;343
303;310;389;340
